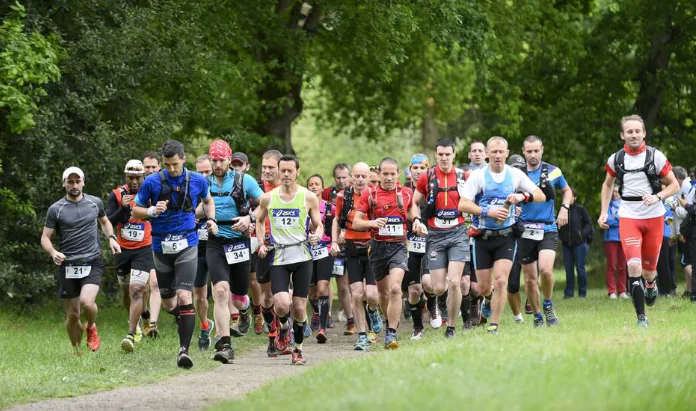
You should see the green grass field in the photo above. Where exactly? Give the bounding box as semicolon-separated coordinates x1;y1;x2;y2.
211;287;696;410
0;298;266;409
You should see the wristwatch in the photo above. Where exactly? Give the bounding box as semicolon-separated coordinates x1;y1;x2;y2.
109;234;118;241
562;203;570;210
249;213;257;224
655;193;662;201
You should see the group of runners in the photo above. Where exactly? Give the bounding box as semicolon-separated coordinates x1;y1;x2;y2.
42;114;680;367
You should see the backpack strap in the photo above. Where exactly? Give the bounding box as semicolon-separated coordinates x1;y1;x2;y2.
339;186;354;229
396;186;406;218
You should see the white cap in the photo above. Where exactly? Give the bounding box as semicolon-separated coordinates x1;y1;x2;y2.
124;159;145;175
62;166;84;181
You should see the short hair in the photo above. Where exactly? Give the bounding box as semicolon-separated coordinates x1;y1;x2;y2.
307;174;324;187
435;138;455;152
621;114;645;132
570;187;578;198
486;136;508;148
143;151;159;163
195;154;210;165
333;163;350;178
523;135;543;146
262;150;282;161
161;139;185;158
469;140;485;150
690;166;696;179
378;157;399;170
278;154;300;169
674;166;687;181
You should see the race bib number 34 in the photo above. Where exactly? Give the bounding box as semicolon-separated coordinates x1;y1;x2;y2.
273;209;301;229
225;242;250;264
65;264;91;279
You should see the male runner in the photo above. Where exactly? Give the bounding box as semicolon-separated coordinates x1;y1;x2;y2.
42;167;122;353
133;140;217;368
598;114;679;327
141;151;163;334
256;154;324;365
459;137;545;334
193;155;215;350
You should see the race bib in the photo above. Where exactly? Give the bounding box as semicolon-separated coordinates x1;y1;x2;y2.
434;218;458;229
251;236;259;253
225;242;250;264
65;264;91;279
332;258;345;275
311;244;329;260
434;209;459;229
273;209;300;229
521;222;545;241
121;222;145;241
197;227;208;241
161;235;189;254
379;216;404;236
407;234;426;254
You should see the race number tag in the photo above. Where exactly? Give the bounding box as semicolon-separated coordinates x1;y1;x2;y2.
273;209;301;229
65;264;91;279
407;234;426;254
434;209;459;229
250;236;259;253
224;242;250;264
121;222;145;241
197;227;209;241
332;258;345;276
311;244;329;260
161;235;189;254
379;216;404;236
522;223;545;241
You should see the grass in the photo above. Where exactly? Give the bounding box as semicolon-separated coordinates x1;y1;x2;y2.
0;297;267;409
211;283;696;410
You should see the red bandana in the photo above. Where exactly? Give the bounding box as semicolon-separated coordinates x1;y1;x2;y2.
624;141;646;155
209;139;232;160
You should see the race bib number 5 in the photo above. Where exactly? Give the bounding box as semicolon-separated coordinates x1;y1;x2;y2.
65;264;91;279
161;235;189;254
273;209;301;229
225;242;250;264
378;216;404;236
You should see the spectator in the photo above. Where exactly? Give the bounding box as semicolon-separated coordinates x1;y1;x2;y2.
559;187;593;298
603;184;627;299
671;166;693;299
657;191;677;297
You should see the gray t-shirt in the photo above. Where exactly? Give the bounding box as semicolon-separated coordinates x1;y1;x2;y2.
44;194;105;261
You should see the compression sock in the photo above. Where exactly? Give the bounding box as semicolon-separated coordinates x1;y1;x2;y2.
166;306;180;324
629;277;646;316
252;304;261;316
293;319;307;346
262;305;275;328
278;312;290;330
318;296;330;330
425;291;437;312
461;294;472;322
178;304;195;350
310;299;319;314
411;298;424;330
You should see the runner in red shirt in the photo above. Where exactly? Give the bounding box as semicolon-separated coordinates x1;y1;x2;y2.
599;114;679;327
353;157;423;349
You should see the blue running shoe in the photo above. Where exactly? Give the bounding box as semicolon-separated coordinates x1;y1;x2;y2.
368;308;383;333
384;330;399;350
481;299;492;319
543;304;559;326
637;314;649;328
304;323;311;338
354;334;370;351
645;282;658;306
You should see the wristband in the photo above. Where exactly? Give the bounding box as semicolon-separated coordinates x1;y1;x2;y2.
109;234;117;241
209;218;217;224
413;216;422;223
481;206;489;218
147;206;158;218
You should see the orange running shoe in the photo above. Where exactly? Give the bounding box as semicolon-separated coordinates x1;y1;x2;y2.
85;324;100;352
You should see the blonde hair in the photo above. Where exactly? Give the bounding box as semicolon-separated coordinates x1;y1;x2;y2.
486;136;508;148
620;114;645;132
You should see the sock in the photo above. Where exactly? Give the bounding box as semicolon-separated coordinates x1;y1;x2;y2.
200;320;210;331
387;327;397;334
262;305;275;328
220;336;231;346
365;304;373;331
231;313;240;321
310;299;319;314
484;293;492;303
293;320;307;345
425;291;436;311
347;317;355;325
461;294;472;322
513;313;523;321
178;304;195;351
543;299;553;308
410;298;424;330
359;331;367;336
438;291;448;310
166;306;180;323
629;277;646;316
447;325;455;331
278;312;290;330
141;309;151;320
252;304;261;315
318;296;330;330
489;323;498;329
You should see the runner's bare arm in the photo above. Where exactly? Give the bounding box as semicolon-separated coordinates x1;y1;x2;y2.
458;197;481;216
307;191;324;241
40;227;64;265
353;211;385;230
556;185;572;227
598;172;615;227
254;193;271;240
659;170;680;200
98;215;121;254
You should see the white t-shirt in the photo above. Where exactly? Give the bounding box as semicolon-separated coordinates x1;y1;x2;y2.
461;165;538;200
605;147;671;219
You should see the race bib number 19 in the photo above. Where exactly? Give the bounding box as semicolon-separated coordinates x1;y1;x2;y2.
121;223;145;241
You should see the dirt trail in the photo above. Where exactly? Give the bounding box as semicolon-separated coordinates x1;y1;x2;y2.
10;332;368;411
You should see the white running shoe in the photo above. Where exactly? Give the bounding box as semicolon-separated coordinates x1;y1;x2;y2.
410;329;425;340
513;313;524;323
618;292;629;299
609;293;617;299
429;311;442;329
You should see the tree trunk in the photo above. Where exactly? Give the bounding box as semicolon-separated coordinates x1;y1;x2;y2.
421;97;439;154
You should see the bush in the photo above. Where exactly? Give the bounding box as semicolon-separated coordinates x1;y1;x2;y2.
0;260;55;308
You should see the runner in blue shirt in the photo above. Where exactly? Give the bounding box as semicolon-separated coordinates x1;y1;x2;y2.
132;139;217;369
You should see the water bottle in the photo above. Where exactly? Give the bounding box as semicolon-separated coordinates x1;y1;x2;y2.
495;200;512;224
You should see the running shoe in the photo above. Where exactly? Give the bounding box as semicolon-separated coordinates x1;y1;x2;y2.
444;327;455;339
354;334;370;351
327;316;335;329
619;292;629;299
636;314;649;328
481;299;492;319
134;323;143;343
513;313;524;324
463;320;473;330
366;331;378;344
275;327;290;354
310;312;320;331
230;316;243;337
368;309;383;333
410;329;424;340
533;314;544;328
303;322;311;338
338;309;347;323
146;321;159;339
254;314;265;335
199;319;214;350
609;293;618;299
267;340;280;357
429;308;442;329
121;334;135;353
85;324;100;352
524;299;533;315
543;304;559;326
213;343;235;364
486;324;499;334
645;282;658;306
177;347;193;369
344;321;357;335
469;301;481;326
238;309;251;335
291;348;307;365
403;298;411;319
316;328;328;344
384;330;399;350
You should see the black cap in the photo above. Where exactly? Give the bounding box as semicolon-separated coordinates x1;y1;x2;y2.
231;152;249;164
508;154;526;170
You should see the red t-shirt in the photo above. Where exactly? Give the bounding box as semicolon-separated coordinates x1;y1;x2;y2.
336;189;372;243
356;184;413;242
416;166;465;230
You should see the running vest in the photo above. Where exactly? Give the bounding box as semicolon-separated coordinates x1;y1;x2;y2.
614;146;661;201
527;162;556;201
268;186;312;265
113;185;152;249
157;170;193;212
477;166;516;230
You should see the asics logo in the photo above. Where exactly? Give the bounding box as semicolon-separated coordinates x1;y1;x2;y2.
273;209;300;217
385;216;403;223
436;209;458;218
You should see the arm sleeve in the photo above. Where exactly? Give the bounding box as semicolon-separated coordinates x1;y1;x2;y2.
244;174;264;200
106;191;130;225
